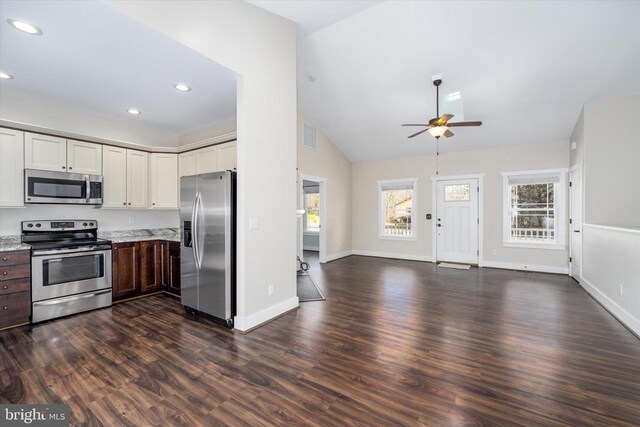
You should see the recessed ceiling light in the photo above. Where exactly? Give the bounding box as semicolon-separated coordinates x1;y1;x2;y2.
7;19;43;35
173;83;191;92
0;71;13;80
127;108;141;115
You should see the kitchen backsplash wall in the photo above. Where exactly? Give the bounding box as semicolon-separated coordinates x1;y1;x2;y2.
0;205;179;236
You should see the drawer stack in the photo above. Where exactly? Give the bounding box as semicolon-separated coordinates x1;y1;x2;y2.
0;250;31;329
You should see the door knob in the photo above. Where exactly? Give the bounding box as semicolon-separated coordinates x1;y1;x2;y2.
573;230;580;233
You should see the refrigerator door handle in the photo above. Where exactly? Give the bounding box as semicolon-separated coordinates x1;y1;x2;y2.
192;191;201;270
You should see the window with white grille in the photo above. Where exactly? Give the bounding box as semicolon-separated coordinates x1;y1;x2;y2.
502;170;567;249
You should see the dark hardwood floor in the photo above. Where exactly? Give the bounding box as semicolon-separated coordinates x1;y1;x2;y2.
2;254;640;426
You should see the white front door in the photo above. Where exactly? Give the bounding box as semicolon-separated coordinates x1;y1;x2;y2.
436;179;479;264
570;166;583;281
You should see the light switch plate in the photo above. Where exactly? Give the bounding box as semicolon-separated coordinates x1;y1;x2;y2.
249;217;260;230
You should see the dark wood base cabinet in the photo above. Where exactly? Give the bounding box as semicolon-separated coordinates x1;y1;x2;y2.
0;250;31;329
113;240;180;301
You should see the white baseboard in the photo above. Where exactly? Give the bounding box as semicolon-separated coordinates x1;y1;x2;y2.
234;296;299;333
482;261;568;275
324;250;352;262
352;250;433;262
579;277;640;336
303;245;320;251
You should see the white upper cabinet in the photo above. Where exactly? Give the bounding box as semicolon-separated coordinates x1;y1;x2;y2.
126;149;148;208
67;140;102;175
218;141;237;171
178;141;237;177
150;153;178;209
196;146;219;174
102;146;127;208
179;151;197;177
24;132;67;172
0;128;25;207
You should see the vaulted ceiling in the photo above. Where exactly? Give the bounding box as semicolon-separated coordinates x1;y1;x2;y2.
255;1;640;162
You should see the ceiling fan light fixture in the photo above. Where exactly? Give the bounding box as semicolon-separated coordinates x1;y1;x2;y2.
427;126;448;138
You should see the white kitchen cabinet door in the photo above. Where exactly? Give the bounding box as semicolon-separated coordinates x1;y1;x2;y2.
102;146;127;208
217;141;237;171
0;128;25;207
150;153;178;209
67;140;102;175
24;132;67;172
127;149;148;208
179;151;197;177
196;146;218;174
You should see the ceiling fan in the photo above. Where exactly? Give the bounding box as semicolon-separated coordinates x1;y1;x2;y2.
402;77;482;139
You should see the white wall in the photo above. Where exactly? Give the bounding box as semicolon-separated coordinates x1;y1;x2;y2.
583;94;640;228
571;94;640;336
0;206;178;236
352;141;570;272
0;91;179;147
107;1;298;331
581;225;640;335
297;111;353;260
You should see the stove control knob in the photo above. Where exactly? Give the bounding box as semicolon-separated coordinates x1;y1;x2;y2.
83;222;88;226
27;224;33;228
35;223;41;228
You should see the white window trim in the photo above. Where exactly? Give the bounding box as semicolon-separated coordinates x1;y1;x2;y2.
378;178;418;241
501;168;568;250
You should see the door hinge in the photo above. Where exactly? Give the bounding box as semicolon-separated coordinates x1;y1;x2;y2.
569;257;572;262
477;250;480;255
477;186;480;192
569;218;572;224
569;181;572;187
477;218;480;224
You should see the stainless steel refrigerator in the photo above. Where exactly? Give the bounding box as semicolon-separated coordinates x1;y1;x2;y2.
180;171;236;328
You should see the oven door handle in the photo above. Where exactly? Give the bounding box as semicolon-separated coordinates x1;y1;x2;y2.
32;246;111;257
33;289;112;306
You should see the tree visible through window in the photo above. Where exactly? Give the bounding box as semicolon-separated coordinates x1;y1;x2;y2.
305;193;320;232
510;183;555;242
379;181;415;238
502;170;566;247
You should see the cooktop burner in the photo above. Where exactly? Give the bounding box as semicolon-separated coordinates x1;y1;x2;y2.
21;220;111;252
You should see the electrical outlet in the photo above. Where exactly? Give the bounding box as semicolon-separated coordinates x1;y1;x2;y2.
619;284;623;296
268;284;275;296
249;217;260;230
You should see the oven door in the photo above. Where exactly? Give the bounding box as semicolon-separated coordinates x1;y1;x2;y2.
32;249;112;302
25;169;90;204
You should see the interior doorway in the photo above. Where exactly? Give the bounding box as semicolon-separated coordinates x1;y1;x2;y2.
298;174;327;264
570;163;583;281
432;175;483;265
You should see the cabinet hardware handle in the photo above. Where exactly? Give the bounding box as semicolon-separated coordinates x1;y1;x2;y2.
62;166;66;169
2;272;7;275
128;203;131;205
3;306;7;310
152;203;155;206
2;257;7;261
69;167;73;170
2;285;7;289
123;202;126;205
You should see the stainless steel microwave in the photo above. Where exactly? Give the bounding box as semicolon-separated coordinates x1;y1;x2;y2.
25;169;103;205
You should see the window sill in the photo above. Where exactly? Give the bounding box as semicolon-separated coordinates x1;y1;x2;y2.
378;235;417;241
502;241;566;251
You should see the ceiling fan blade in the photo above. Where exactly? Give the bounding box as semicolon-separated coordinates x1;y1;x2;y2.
444;129;454;138
447;121;483;127
429;117;439;125
407;128;430;138
402;124;429;127
437;114;454;125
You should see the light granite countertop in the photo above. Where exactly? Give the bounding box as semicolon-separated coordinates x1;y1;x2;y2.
99;228;181;244
0;236;31;253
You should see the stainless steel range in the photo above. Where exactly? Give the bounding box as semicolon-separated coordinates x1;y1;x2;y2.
22;220;112;322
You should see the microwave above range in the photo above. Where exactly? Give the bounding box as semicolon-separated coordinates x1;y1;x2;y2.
24;169;103;205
